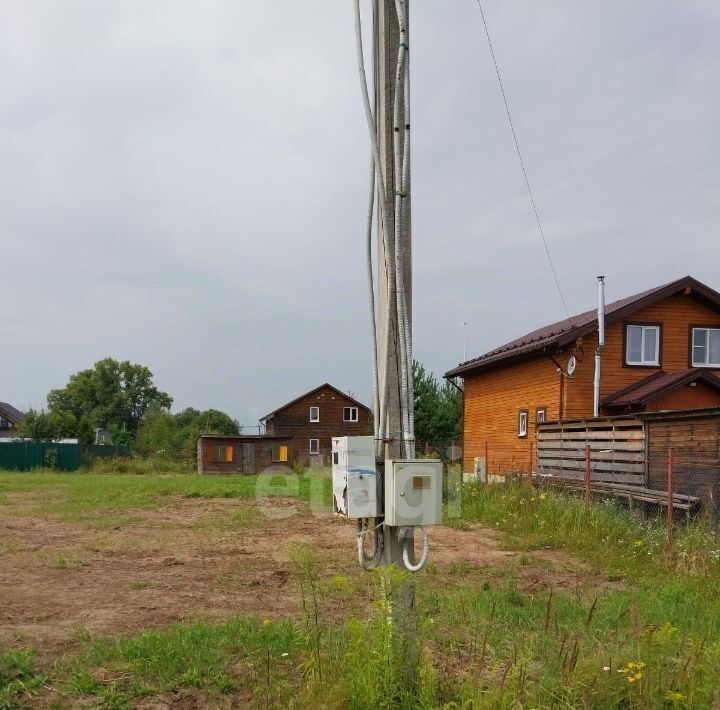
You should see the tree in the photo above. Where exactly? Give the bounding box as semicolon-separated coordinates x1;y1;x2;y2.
18;410;59;442
47;358;172;438
76;416;95;446
134;405;240;460
412;360;462;449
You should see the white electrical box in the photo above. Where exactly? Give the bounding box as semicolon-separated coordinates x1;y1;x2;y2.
384;459;443;526
332;436;377;518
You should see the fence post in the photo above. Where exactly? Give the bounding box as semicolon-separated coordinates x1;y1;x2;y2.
528;438;533;486
485;441;489;478
584;445;591;509
667;448;674;547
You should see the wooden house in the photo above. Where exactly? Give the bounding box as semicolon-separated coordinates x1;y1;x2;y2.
197;435;293;475
0;402;23;439
260;383;371;464
445;276;720;475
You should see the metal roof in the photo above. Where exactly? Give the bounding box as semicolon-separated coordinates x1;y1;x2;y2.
603;369;720;408
0;402;23;423
446;276;720;378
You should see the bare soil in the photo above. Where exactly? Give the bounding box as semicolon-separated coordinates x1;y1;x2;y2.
0;494;610;668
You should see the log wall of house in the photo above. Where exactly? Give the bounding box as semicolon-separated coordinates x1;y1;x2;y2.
564;293;720;417
645;383;720;412
267;386;370;463
462;356;560;474
197;436;293;475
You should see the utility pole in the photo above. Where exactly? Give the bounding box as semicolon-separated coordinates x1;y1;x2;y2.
375;0;413;569
373;1;417;679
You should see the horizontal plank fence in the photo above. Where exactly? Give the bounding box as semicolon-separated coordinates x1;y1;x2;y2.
537;418;646;487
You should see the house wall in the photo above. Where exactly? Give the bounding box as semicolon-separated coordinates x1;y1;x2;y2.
462;356;560;474
645;384;720;412
461;292;720;474
565;293;720;417
197;436;293;475
266;386;370;463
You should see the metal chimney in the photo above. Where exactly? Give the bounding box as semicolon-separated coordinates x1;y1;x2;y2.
593;276;606;417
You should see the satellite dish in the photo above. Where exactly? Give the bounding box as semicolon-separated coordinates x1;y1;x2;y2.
567;356;577;376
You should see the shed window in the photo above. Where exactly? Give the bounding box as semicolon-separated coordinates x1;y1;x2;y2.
343;406;359;422
692;327;720;368
208;445;233;463
309;406;320;423
309;438;320;455
271;444;288;462
626;324;660;366
518;410;528;438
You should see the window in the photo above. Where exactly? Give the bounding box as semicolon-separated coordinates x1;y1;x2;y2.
309;438;320;455
208;445;233;463
343;406;359;422
518;410;528;438
309;406;320;422
625;324;660;366
271;444;288;462
692;327;720;368
0;416;10;430
536;408;547;423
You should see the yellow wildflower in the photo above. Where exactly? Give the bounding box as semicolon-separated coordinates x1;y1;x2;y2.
665;690;685;702
263;619;271;626
539;493;546;500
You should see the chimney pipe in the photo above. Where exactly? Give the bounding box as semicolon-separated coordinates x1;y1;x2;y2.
593;276;606;417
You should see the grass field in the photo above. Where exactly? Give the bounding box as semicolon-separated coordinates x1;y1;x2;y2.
1;467;720;708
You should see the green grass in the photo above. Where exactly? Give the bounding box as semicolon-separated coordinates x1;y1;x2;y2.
4;472;720;707
0;649;47;708
0;467;333;528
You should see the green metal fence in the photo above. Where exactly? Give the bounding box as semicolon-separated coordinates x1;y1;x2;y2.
0;442;132;472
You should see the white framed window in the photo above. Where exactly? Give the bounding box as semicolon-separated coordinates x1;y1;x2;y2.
343;406;359;422
309;438;320;455
536;408;546;423
692;327;720;368
625;324;660;366
518;410;528;438
309;406;320;423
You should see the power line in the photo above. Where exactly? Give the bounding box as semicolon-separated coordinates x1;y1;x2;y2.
474;0;573;322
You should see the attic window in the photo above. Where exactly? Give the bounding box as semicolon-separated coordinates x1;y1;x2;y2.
625;324;660;366
309;406;320;423
343;406;359;422
692;327;720;368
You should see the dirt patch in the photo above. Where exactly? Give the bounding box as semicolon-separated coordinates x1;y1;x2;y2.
0;496;611;666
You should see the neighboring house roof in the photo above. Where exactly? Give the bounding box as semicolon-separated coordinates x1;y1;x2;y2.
260;383;371;422
446;276;720;378
0;402;23;423
603;369;720;408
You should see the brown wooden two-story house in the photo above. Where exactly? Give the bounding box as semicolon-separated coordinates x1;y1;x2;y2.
260;383;371;464
446;276;720;474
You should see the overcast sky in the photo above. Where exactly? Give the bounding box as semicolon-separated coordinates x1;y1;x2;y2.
1;1;718;425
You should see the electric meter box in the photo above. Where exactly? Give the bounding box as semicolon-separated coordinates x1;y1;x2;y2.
384;459;443;527
331;436;377;518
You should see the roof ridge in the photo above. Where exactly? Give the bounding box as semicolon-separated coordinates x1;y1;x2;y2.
446;276;719;378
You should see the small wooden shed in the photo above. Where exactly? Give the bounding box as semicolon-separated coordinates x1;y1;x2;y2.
197;435;293;475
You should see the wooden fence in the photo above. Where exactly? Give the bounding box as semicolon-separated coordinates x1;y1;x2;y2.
537;417;646;486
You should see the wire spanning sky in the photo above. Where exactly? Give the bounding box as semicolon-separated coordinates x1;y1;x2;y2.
1;1;718;423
